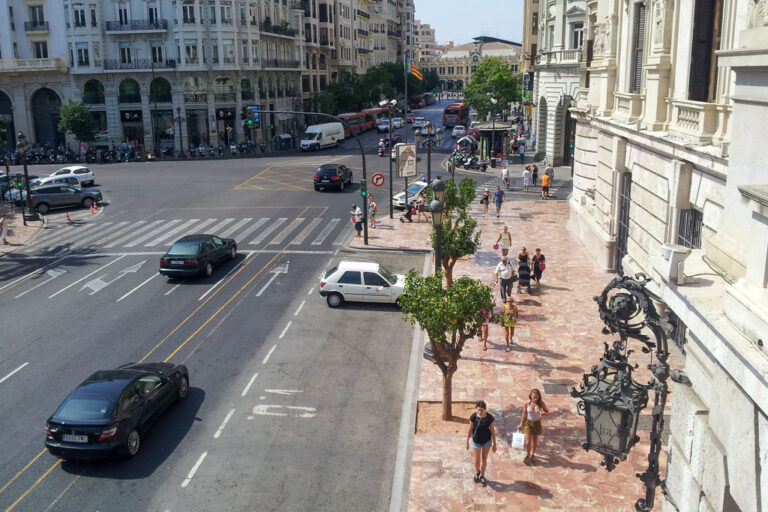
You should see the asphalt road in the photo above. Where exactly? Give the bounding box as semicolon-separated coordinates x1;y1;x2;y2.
0;117;434;511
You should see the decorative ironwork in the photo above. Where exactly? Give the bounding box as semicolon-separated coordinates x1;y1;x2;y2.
105;19;168;31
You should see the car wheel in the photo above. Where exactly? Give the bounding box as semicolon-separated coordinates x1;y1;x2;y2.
203;261;214;277
177;375;189;400
326;293;344;308
339;180;345;192
36;203;50;215
314;185;320;191
229;244;237;259
125;429;140;457
82;197;94;208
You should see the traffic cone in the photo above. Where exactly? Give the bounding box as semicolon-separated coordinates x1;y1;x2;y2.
66;211;71;223
89;203;96;214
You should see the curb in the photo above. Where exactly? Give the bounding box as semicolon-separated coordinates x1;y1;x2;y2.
342;245;431;255
0;210;46;258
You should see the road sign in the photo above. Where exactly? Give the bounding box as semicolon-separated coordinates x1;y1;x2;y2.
371;173;385;187
395;143;417;178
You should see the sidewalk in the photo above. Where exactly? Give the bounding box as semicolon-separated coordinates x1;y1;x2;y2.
351;195;670;510
0;204;43;256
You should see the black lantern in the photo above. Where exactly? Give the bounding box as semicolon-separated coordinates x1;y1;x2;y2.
431;176;445;203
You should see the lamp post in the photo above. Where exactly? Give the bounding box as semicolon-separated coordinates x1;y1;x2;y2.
381;99;397;219
571;274;681;511
488;92;498;164
15;132;37;224
415;122;443;184
430;177;445;275
175;106;186;158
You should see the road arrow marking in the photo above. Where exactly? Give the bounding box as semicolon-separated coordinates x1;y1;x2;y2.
81;259;147;295
251;404;316;418
255;260;290;297
14;267;68;299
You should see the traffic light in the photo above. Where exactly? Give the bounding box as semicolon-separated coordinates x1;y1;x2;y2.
245;105;260;128
15;174;23;188
432;93;437;97
524;92;530;99
360;179;367;198
241;108;247;120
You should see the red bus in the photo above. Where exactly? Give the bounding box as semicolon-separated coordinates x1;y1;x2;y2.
409;95;425;108
423;92;436;106
339;112;366;137
360;107;389;131
443;102;469;128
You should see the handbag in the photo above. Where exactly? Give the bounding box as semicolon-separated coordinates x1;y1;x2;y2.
493;244;500;250
350;216;356;224
539;262;546;271
511;430;525;450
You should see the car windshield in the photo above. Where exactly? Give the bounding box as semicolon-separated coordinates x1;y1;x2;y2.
55;395;115;421
167;242;202;255
302;132;319;141
317;168;338;176
378;266;398;284
323;266;338;279
406;183;425;195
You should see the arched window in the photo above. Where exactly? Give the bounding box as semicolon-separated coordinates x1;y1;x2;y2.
213;77;235;102
118;78;141;104
241;78;253;101
150;77;172;103
83;80;105;104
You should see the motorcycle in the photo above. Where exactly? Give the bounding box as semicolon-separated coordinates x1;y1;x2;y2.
230;144;238;155
85;148;97;163
463;155;488;172
208;146;216;158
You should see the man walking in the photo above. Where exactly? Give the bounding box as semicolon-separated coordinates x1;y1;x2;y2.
494;255;516;303
493;186;505;218
0;213;8;245
351;204;363;237
518;143;525;164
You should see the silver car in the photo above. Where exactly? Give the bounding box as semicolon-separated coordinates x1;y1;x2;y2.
28;185;102;215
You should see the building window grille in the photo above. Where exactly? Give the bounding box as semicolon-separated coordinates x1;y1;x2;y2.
667;309;688;355
677;208;703;249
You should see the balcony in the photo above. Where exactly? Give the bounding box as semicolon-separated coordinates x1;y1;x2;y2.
319;62;327;70
358;48;372;54
184;93;208;104
357;28;369;36
319;36;330;46
613;91;644;124
221;18;233;24
0;57;67;73
535;48;582;67
668;98;719;145
260;23;297;37
106;19;168;32
387;28;401;38
214;93;236;102
356;9;370;19
25;21;49;32
103;58;177;70
261;58;300;69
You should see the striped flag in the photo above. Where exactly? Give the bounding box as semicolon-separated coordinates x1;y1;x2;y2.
410;62;423;80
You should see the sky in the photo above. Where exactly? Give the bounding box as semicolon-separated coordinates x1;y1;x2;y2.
413;0;524;46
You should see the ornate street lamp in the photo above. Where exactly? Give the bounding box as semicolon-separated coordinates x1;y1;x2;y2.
430;177;446;275
571;274;676;511
415;122;443;184
15;132;38;224
175;106;186;158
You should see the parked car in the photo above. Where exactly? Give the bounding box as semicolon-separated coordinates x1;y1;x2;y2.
36;175;82;187
159;234;237;277
377;119;391;133
314;163;353;191
50;165;95;186
300;122;344;151
392;117;404;129
28;185;102;215
44;362;189;459
413;117;427;129
319;261;405;307
392;180;429;209
451;125;467;138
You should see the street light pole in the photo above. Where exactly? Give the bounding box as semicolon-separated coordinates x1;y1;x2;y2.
430;177;445;276
388;102;394;219
489;91;498;163
15;132;37;225
175;106;186;158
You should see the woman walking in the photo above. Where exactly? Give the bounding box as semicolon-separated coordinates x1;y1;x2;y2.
518;388;549;465
531;164;539;186
466;400;497;487
495;225;512;257
416;192;429;223
478;298;495;351
368;194;377;229
501;296;518;350
517;247;532;293
532;248;546;289
0;213;8;245
480;188;490;217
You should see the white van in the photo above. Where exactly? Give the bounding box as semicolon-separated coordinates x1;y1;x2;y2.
300;122;345;151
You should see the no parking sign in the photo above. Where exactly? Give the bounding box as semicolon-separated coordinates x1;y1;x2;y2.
371;173;385;187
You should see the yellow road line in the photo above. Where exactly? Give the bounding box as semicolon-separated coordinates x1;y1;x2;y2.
0;449;47;496
4;460;61;512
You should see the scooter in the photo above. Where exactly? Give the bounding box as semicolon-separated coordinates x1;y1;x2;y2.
463;156;488;172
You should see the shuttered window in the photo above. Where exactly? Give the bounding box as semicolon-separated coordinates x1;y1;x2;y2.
688;0;722;102
631;4;646;93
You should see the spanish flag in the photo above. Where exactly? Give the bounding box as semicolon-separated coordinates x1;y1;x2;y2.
410;62;423;80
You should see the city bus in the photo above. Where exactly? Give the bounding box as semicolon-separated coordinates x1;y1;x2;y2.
409;95;425;109
422;92;436;106
443;102;470;128
361;107;389;131
338;112;366;137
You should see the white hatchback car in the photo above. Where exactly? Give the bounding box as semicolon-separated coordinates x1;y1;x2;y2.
320;261;405;307
451;125;466;138
392;117;404;129
413;117;427;129
50;166;95;186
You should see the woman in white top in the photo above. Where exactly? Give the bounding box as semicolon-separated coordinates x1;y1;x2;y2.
518;388;549;465
495;225;512;257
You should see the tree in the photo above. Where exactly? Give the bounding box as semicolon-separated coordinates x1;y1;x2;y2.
430;177;482;287
422;68;440;93
400;271;495;420
57;100;98;144
462;57;522;119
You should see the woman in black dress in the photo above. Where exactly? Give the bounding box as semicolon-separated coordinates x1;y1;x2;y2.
466;400;497;486
532;248;546;289
517;247;532;293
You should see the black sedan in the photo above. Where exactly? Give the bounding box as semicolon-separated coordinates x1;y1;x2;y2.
159;234;237;277
313;163;353;191
44;363;189;460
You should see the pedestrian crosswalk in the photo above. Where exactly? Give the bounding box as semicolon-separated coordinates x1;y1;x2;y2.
475;176;563;199
30;215;354;253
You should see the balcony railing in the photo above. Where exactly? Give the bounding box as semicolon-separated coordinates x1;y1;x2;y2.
260;23;297;37
214;93;236;102
261;58;300;68
184;93;208;104
103;58;177;70
105;19;168;32
357;28;369;36
668;99;719;145
613;92;643;123
118;94;141;104
387;29;401;37
25;21;49;32
222;18;233;24
0;57;67;72
319;37;330;46
358;48;372;54
319;62;327;70
356;9;370;19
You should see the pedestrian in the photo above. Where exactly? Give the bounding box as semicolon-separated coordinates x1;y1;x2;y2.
79;140;86;159
541;172;551;199
0;213;8;245
545;163;554;179
531;134;537;151
495;225;512;257
518;388;549;465
466;400;497;487
477;298;495;351
531;164;538;186
518;143;525;164
500;167;510;190
522;166;531;193
493;185;504;218
416;192;429;223
494;255;515;304
351;203;363;237
517;247;532;293
532;248;546;289
480;188;490;217
501;296;518;349
368;194;377;229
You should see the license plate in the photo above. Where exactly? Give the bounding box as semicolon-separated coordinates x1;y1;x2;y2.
171;260;184;265
322;179;330;182
62;434;88;443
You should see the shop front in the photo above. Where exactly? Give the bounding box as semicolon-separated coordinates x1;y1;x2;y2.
186;109;210;149
121;110;144;147
216;108;236;146
152;110;175;151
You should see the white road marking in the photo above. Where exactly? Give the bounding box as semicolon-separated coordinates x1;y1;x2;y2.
105;220;165;248
262;344;276;365
198;255;251;301
181;218;218;238
248;218;287;245
116;273;159;302
13;267;67;299
269;218;305;244
311;218;340;245
332;224;351;245
213;409;236;439
81;259;146;295
290;218;321;244
70;222;130;249
49;255;126;298
165;282;182;295
181;452;208;488
125;220;182;247
294;300;305;316
43;475;80;512
205;218;236;235
264;389;302;395
0;256;70;293
240;372;259;397
255;261;290;297
308;286;315;295
45;222;116;250
251;405;316;418
219;217;253;238
230;218;269;242
278;321;292;339
143;218;199;247
0;362;29;385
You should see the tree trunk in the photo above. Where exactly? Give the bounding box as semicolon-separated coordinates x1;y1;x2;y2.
443;258;454;288
442;369;454;420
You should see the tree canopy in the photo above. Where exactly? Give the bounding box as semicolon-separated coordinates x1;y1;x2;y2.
57;101;98;143
462;57;522;119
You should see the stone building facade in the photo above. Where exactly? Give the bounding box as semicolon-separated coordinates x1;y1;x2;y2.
422;37;522;91
568;1;768;511
414;19;436;63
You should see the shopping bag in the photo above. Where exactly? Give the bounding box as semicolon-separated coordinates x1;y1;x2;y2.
511;430;525;450
493;244;500;250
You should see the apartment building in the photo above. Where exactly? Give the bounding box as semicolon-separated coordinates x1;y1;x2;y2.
567;1;768;511
414;19;436;63
353;0;402;71
521;0;539;75
423;37;522;91
0;0;71;150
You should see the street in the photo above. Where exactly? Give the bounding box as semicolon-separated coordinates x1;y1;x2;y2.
0;104;449;511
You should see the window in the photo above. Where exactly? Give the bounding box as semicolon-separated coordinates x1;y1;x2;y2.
185;39;198;63
222;39;234;63
90;6;97;26
209;4;216;23
364;272;389;287
136;376;163;396
688;0;722;102
532;13;538;35
572;22;584;49
76;42;89;66
631;4;646;93
118;6;128;24
220;4;232;23
74;7;86;27
29;5;45;24
338;271;361;285
667;309;688;355
13;43;18;58
677;208;703;249
33;41;48;58
148;6;159;23
9;6;15;30
120;41;132;63
119;387;141;412
151;40;163;62
182;4;195;23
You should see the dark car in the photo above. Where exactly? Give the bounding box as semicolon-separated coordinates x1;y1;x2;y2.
44;363;189;460
379;136;403;147
313;163;353;191
27;185;102;215
159;234;237;277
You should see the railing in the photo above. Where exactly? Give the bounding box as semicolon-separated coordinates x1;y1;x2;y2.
214;93;236;102
260;23;297;37
387;29;401;37
242;56;250;64
222;18;233;24
357;9;370;19
370;27;382;33
184;93;208;104
118;94;141;104
319;37;330;46
319;62;327;70
261;58;300;68
149;93;172;103
612;91;643;123
103;58;177;70
25;21;49;32
0;57;67;72
182;17;196;24
668;99;719;144
358;48;372;54
105;19;168;31
357;28;369;36
223;56;235;64
240;18;246;25
242;92;254;101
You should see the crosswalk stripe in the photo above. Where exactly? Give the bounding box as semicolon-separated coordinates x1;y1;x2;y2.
230;218;268;242
144;219;200;247
290;218;322;244
105;220;166;248
249;218;287;245
332;221;351;245
71;222;131;249
270;218;305;244
205;218;236;235
33;222;106;250
124;219;182;247
311;218;340;245
95;220;148;246
219;218;253;238
182;218;218;237
43;222;115;251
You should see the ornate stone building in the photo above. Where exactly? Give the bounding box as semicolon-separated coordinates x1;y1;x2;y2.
568;1;768;511
422;37;522;91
